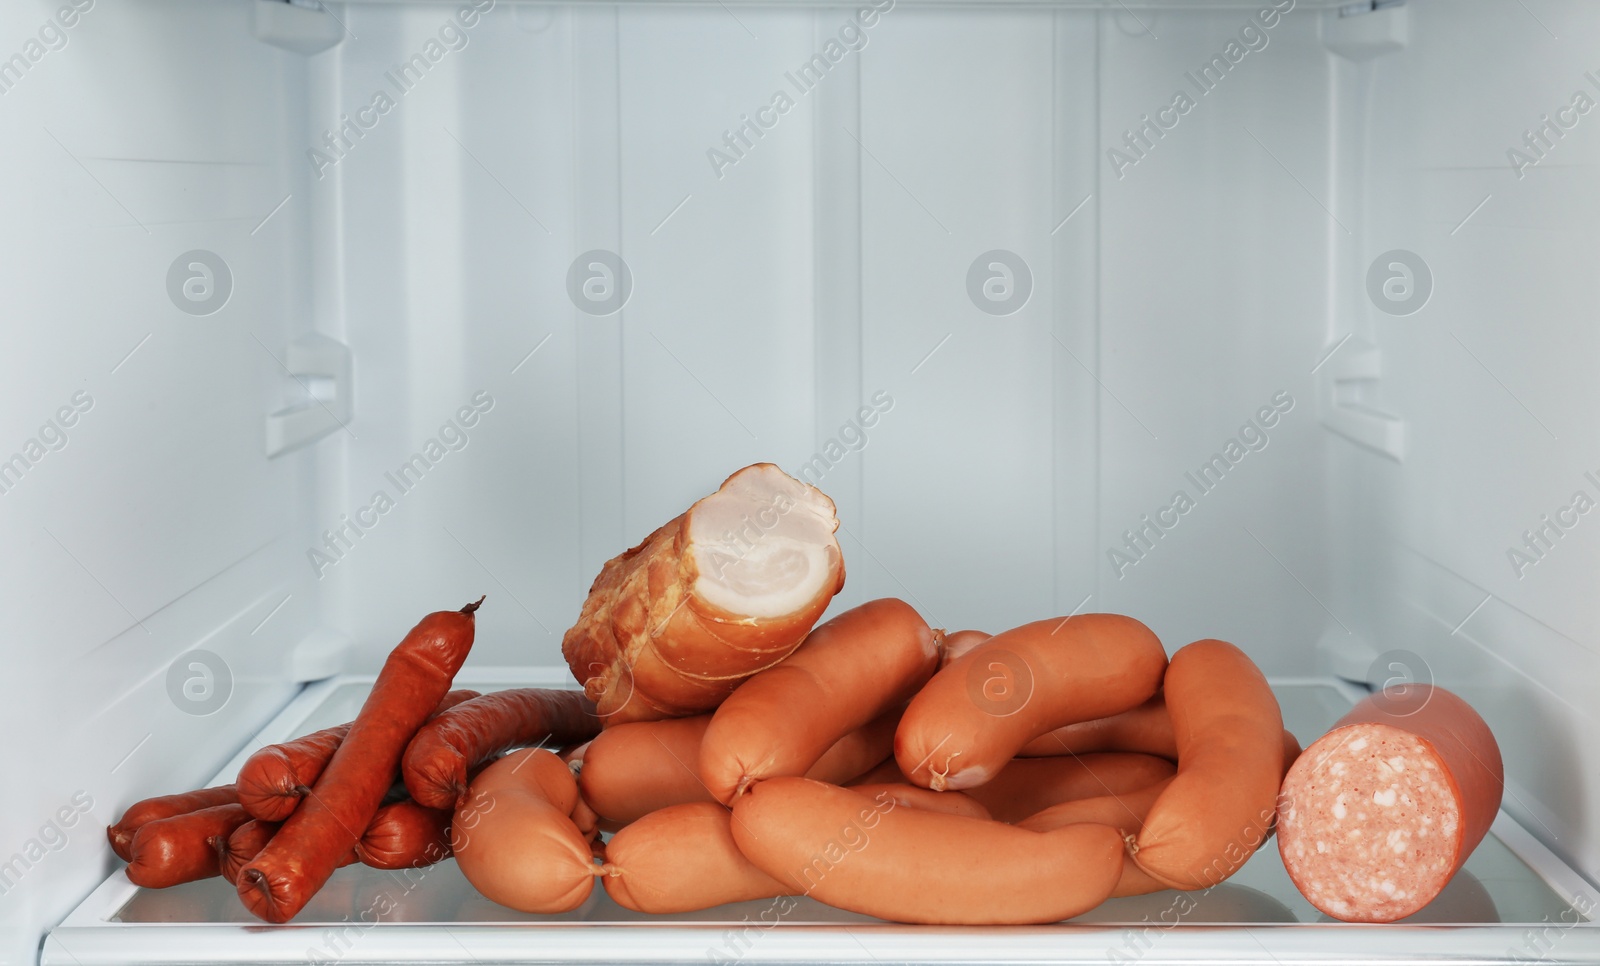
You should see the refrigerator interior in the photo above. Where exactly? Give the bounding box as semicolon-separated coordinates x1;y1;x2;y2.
1;0;1597;961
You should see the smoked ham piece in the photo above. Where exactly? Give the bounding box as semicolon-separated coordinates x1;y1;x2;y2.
561;463;844;725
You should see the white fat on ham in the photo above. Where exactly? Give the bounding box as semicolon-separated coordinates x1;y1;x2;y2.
687;464;840;619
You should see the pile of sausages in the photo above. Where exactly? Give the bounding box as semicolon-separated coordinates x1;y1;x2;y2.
456;598;1502;925
110;594;1503;926
106;598;600;922
452;599;1299;923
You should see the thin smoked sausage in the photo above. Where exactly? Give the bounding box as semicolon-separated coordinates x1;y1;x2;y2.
236;689;479;822
126;804;251;888
108;785;237;862
216;820;356;885
236;599;482;922
402;688;598;810
357;800;453;871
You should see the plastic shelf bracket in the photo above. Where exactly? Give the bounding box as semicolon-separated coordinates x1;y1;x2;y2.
265;333;351;458
1316;335;1406;461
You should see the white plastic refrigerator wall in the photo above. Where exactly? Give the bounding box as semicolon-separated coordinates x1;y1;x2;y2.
1;0;1598;962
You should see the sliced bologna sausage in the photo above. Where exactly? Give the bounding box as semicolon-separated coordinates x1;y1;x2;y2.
699;598;938;804
453;749;599;913
731;777;1124;924
236;599;482;922
1131;640;1284;891
895;614;1167;790
1277;684;1503;923
402;688;598;810
108;785;237;862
